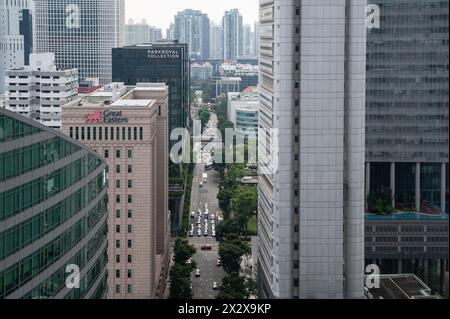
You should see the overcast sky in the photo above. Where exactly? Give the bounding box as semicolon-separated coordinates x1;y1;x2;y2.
125;0;259;32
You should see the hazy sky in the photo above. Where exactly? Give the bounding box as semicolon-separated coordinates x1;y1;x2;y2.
125;0;259;31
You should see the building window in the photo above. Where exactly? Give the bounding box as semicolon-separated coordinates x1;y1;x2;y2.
128;127;132;140
116;195;121;203
116;165;121;173
116;255;120;263
116;270;120;278
128;180;132;188
127;269;132;278
105;127;109;140
69;127;73;138
128;165;132;174
116;180;121;189
111;127;114;140
93;127;97;140
128;150;133;159
134;127;137;140
87;127;91;140
128;240;132;248
116;225;120;233
128;255;132;263
127;285;132;294
115;285;120;294
104;150;109;158
128;210;132;219
81;127;85;140
99;127;103;140
139;127;143;141
75;127;79;140
116;149;121;159
116;240;120;248
116;210;121;218
116;127;120;140
128;225;132;233
294;279;299;287
294;225;299;233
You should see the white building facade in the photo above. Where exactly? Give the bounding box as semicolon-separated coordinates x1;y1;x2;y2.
5;53;78;129
258;0;366;299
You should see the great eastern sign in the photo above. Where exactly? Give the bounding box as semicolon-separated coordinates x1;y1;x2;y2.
85;109;128;124
147;49;181;60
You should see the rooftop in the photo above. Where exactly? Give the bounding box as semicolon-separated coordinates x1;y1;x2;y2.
365;274;442;299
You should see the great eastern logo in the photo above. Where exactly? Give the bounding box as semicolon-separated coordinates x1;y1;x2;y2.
85;109;128;124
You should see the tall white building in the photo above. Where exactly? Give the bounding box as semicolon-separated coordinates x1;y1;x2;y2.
34;0;125;85
222;9;243;61
126;19;162;46
258;0;366;299
0;0;33;94
209;22;223;60
5;53;78;129
174;9;210;60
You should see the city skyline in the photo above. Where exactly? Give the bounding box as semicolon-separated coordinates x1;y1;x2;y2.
125;0;258;34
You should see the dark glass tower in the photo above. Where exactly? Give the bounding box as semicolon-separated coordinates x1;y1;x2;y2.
112;42;190;139
19;9;33;66
0;108;108;299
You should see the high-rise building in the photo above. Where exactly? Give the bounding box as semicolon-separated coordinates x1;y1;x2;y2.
243;24;253;57
61;82;170;299
5;53;79;130
365;0;449;215
112;43;190;138
0;108;108;299
258;0;367;299
166;23;175;41
253;21;259;58
0;0;33;94
209;22;223;60
174;9;210;60
222;9;243;61
126;19;162;46
34;0;125;85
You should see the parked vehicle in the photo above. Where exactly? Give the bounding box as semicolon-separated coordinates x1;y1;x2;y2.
189;230;194;237
213;282;218;290
195;269;201;277
201;245;212;251
190;212;195;218
217;259;221;267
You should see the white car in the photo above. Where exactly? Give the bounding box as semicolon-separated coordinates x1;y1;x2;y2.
189;230;194;237
195;269;201;277
191;212;195;218
197;229;202;237
212;231;216;237
213;282;218;290
211;214;215;220
211;219;215;225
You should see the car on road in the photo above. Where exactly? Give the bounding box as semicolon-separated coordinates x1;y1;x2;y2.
189;230;194;237
195;269;201;277
204;229;208;237
197;229;202;237
217;259;222;267
200;181;203;188
211;214;215;220
191;212;195;218
212;231;216;237
213;282;218;290
201;245;212;251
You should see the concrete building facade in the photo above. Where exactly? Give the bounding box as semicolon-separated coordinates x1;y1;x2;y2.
4;53;78;129
61;83;170;299
258;0;367;299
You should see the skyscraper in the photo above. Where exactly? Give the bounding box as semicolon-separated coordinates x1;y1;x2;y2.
365;0;449;214
243;24;253;57
258;0;366;299
34;0;125;85
209;22;223;60
0;108;108;299
174;9;210;60
62;83;170;299
222;9;243;61
0;0;33;94
126;19;162;46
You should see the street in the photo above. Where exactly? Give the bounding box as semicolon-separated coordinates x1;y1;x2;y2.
189;112;225;299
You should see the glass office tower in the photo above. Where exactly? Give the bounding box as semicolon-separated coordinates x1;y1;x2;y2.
0;108;108;299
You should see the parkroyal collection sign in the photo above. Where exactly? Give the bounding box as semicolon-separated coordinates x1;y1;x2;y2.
147;49;181;60
85;109;128;124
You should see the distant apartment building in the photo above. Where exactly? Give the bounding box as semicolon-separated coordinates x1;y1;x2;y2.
209;22;223;60
0;108;108;299
214;77;241;98
112;42;190;136
222;9;243;61
126;19;162;46
365;0;449;215
61;82;170;299
34;0;125;84
174;9;210;60
220;62;259;91
4;53;78;130
258;0;367;299
0;0;33;94
191;62;213;81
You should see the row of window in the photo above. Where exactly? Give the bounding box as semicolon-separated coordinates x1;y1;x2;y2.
105;149;133;160
0;175;106;260
0;114;41;142
0;137;80;182
0;153;102;221
69;126;144;142
21;230;107;300
0;209;107;298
